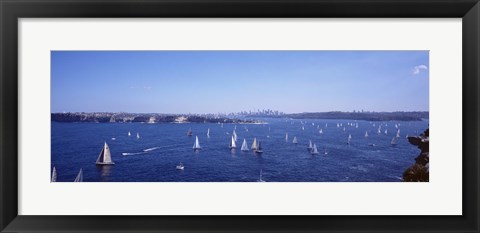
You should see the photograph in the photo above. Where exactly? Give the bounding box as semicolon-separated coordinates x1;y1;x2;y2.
50;50;429;182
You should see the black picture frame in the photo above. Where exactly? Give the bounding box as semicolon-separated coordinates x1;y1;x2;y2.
1;0;479;232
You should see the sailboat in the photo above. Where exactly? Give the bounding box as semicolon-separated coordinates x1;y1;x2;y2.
365;131;369;137
96;142;115;165
128;131;131;137
207;128;210;138
347;134;352;144
285;133;288;142
308;140;313;150
136;133;140;139
193;136;202;150
292;136;298;144
257;169;266;182
391;137;398;146
221;123;224;128
187;128;193;136
384;129;388;135
51;167;57;182
176;163;184;170
311;144;319;155
323;147;328;155
319;128;323;134
241;139;249;151
232;130;237;142
251;138;258;151
396;129;401;138
229;135;236;149
255;141;263;154
73;169;83;182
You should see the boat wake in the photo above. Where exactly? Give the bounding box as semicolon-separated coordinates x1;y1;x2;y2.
122;152;146;156
143;147;160;152
123;143;192;156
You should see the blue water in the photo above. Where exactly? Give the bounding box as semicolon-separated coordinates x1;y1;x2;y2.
51;118;428;182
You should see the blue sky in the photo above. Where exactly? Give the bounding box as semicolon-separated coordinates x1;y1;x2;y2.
51;51;429;114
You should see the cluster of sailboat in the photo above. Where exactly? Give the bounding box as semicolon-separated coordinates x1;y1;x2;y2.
51;141;115;182
53;120;413;182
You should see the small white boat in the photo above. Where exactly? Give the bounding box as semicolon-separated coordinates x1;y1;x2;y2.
365;131;368;138
207;128;210;138
187;128;193;136
96;142;115;165
176;163;184;170
193;136;202;150
285;133;288;142
229;135;236;149
51;167;57;182
111;137;116;140
241;138;249;151
74;168;83;182
391;137;398;146
257;169;266;182
255;141;263;154
311;144;319;155
251;137;258;151
136;133;140;139
308;140;313;150
128;131;131;137
232;130;237;142
319;129;323;134
292;136;298;144
347;134;352;144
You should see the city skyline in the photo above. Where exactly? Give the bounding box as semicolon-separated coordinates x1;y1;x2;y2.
51;51;429;114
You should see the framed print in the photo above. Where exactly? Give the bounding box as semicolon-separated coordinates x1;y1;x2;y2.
1;0;479;232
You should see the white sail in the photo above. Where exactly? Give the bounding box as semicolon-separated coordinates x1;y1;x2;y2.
292;136;298;144
384;129;388;135
311;144;319;154
229;135;236;149
347;134;352;144
128;131;131;136
257;169;266;182
285;133;288;142
319;129;323;134
137;133;140;139
233;130;237;141
241;139;249;151
365;131;369;137
207;128;210;138
193;136;201;150
391;137;398;145
251;137;258;150
51;167;57;182
396;129;400;138
308;140;313;149
96;142;115;165
74;168;83;182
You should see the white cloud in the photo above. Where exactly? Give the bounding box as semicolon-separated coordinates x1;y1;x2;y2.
412;64;428;75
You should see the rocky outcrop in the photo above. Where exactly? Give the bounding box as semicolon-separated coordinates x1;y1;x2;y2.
403;129;429;182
